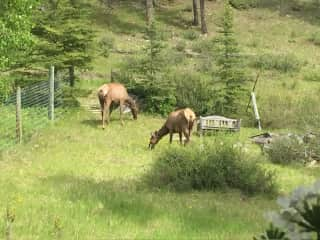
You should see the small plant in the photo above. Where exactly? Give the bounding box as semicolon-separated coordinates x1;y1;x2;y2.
308;31;320;46
229;0;258;9
98;35;115;58
191;39;214;54
265;136;306;165
183;29;198;41
250;53;303;73
175;40;186;52
254;224;289;240
255;181;320;240
304;69;320;82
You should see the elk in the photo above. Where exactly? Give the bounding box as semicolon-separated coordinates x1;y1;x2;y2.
97;83;138;129
149;108;196;149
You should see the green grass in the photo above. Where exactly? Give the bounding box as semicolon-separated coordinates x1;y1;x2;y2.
0;108;320;239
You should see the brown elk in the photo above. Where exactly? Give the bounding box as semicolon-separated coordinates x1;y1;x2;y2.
97;83;138;129
149;108;196;149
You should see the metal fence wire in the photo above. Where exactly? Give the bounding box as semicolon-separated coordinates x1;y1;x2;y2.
0;68;65;150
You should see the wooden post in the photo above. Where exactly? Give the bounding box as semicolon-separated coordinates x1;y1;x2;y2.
251;92;261;130
48;66;55;121
16;86;22;144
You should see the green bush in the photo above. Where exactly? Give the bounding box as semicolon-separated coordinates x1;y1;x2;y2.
255;181;320;240
172;73;216;115
191;39;214;54
308;31;320;46
304;69;320;82
146;140;276;195
229;0;258;9
98;35;115;58
183;30;198;41
266;136;306;165
175;40;186;52
250;53;303;73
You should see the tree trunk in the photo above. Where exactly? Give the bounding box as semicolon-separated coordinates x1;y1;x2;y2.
192;0;199;26
200;0;208;34
69;66;75;87
146;0;153;25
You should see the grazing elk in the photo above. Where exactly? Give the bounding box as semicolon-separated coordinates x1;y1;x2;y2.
97;83;138;129
149;108;196;149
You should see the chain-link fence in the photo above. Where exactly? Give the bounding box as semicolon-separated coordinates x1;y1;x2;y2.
0;67;64;151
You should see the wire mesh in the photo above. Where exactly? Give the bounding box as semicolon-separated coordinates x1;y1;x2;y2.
0;79;65;151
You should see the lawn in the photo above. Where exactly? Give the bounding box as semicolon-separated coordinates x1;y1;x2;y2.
0;108;319;239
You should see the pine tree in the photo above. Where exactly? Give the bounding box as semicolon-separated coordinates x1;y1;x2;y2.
214;1;247;115
31;0;95;86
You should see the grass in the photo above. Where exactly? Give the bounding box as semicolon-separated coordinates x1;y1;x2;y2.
0;108;320;239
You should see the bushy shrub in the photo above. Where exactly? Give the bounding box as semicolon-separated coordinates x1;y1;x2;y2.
175;40;186;52
308;31;320;46
250;53;303;73
265;136;306;165
255;181;320;240
229;0;258;9
172;73;216;115
191;39;214;54
183;30;198;41
98;35;115;58
304;69;320;82
146;140;276;195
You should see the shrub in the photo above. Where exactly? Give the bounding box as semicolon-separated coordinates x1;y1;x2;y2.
250;53;303;73
183;30;198;41
304;69;320;82
146;139;276;195
191;39;214;54
175;40;186;52
255;181;320;240
172;73;216;115
229;0;258;9
265;136;306;165
98;35;115;58
308;31;320;46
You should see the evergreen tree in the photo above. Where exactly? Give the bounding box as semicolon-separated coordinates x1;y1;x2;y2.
214;1;247;115
31;0;95;86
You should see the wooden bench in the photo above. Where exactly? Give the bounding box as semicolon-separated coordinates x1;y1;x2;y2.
198;115;241;134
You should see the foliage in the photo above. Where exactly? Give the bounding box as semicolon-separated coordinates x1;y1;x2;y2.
146;139;276;195
98;35;115;58
213;1;248;116
257;181;320;240
250;53;303;73
253;224;289;240
172;73;215;115
265;136;306;165
0;0;38;70
175;40;186;52
191;39;214;54
119;21;176;115
183;29;198;41
229;0;258;9
308;31;320;46
31;0;95;84
304;69;320;82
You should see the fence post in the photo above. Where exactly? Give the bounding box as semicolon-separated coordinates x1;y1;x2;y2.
16;86;22;144
48;66;55;121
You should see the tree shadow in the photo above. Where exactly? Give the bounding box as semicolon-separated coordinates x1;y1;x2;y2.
156;8;192;30
255;0;320;26
93;2;146;35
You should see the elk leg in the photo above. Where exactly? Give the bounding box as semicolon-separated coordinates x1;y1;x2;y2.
179;132;182;145
169;131;173;144
183;129;190;145
119;99;124;125
103;99;111;128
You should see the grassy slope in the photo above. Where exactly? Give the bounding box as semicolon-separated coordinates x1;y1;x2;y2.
1;1;320;239
1;109;320;239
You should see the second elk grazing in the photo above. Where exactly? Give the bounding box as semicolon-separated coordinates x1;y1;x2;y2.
97;83;138;129
149;108;196;149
